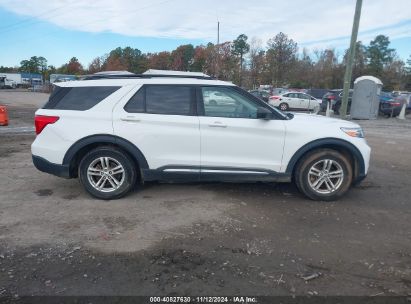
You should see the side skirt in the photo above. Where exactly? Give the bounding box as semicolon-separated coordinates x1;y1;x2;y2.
142;165;291;183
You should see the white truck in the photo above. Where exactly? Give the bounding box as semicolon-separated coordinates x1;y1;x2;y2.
0;73;20;88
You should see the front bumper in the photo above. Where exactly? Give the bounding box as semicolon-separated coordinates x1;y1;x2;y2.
353;173;367;185
32;155;71;178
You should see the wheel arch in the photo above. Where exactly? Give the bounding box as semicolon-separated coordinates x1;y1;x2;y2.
285;138;365;184
63;134;149;178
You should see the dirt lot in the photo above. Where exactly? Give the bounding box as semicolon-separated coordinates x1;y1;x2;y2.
0;91;411;298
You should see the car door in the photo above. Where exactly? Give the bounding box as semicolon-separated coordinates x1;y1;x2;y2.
198;86;286;177
298;93;311;109
287;93;300;109
113;84;200;176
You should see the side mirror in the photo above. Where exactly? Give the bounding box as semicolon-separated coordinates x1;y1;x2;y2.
257;107;274;120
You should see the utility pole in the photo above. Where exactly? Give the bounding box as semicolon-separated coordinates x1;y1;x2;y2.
216;21;220;79
340;0;362;118
217;21;220;45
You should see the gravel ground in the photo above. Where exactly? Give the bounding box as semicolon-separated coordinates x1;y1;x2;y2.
0;91;410;298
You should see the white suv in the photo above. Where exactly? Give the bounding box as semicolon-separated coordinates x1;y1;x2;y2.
31;71;371;201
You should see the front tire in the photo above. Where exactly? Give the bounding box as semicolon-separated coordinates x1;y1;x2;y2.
294;149;352;201
78;147;137;200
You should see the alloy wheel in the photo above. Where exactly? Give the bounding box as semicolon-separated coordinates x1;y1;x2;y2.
307;159;344;194
87;157;125;193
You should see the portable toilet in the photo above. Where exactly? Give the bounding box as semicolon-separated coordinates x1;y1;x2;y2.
350;76;383;119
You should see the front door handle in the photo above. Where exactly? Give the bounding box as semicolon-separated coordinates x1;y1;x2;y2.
121;116;141;122
208;121;227;128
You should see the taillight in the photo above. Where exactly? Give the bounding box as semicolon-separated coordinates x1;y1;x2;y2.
35;115;59;135
328;95;336;100
269;96;280;100
391;102;401;106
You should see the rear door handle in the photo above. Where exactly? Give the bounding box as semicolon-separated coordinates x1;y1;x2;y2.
208;121;227;128
121;116;141;122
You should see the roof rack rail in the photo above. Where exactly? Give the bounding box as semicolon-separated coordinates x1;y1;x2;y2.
82;72;214;81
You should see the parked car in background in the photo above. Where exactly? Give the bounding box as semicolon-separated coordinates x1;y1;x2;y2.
203;91;236;106
306;89;330;100
406;94;411;114
268;92;321;111
392;91;411;97
391;93;411;115
249;90;269;102
271;88;289;96
379;92;402;117
321;90;353;114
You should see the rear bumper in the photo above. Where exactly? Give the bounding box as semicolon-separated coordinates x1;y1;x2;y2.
379;106;401;116
32;155;71;178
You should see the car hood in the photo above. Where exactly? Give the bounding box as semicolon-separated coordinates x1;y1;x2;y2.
289;113;361;128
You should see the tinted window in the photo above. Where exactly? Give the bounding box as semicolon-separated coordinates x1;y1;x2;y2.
146;85;193;115
43;86;120;110
124;87;145;113
202;87;259;119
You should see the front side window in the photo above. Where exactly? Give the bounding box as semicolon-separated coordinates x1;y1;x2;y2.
43;86;120;110
201;87;259;119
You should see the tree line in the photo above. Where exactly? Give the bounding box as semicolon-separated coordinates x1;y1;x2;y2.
1;33;410;91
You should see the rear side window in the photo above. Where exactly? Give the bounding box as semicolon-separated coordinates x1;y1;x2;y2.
124;85;194;115
43;86;120;110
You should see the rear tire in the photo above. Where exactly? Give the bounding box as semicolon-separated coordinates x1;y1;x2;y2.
294;149;352;201
78;146;137;200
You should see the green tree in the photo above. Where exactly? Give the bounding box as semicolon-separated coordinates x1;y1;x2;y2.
367;35;394;77
102;47;146;73
19;56;47;75
248;38;266;88
0;66;18;73
343;41;367;81
405;55;411;74
67;57;84;75
170;44;195;71
19;56;49;82
232;34;250;86
266;32;298;86
147;51;172;70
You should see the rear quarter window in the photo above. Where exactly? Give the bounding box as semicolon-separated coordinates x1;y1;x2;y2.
43;86;121;110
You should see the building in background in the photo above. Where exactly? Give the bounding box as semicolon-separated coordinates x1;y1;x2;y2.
20;73;42;86
0;72;43;87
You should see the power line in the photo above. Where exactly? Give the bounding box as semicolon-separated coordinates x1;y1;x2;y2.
0;3;69;32
0;0;175;36
4;0;178;51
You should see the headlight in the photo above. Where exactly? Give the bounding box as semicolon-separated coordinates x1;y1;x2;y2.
340;127;364;138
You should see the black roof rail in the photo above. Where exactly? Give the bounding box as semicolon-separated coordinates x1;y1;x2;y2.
82;74;214;80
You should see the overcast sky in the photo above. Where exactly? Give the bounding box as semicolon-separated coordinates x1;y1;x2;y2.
1;0;410;67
